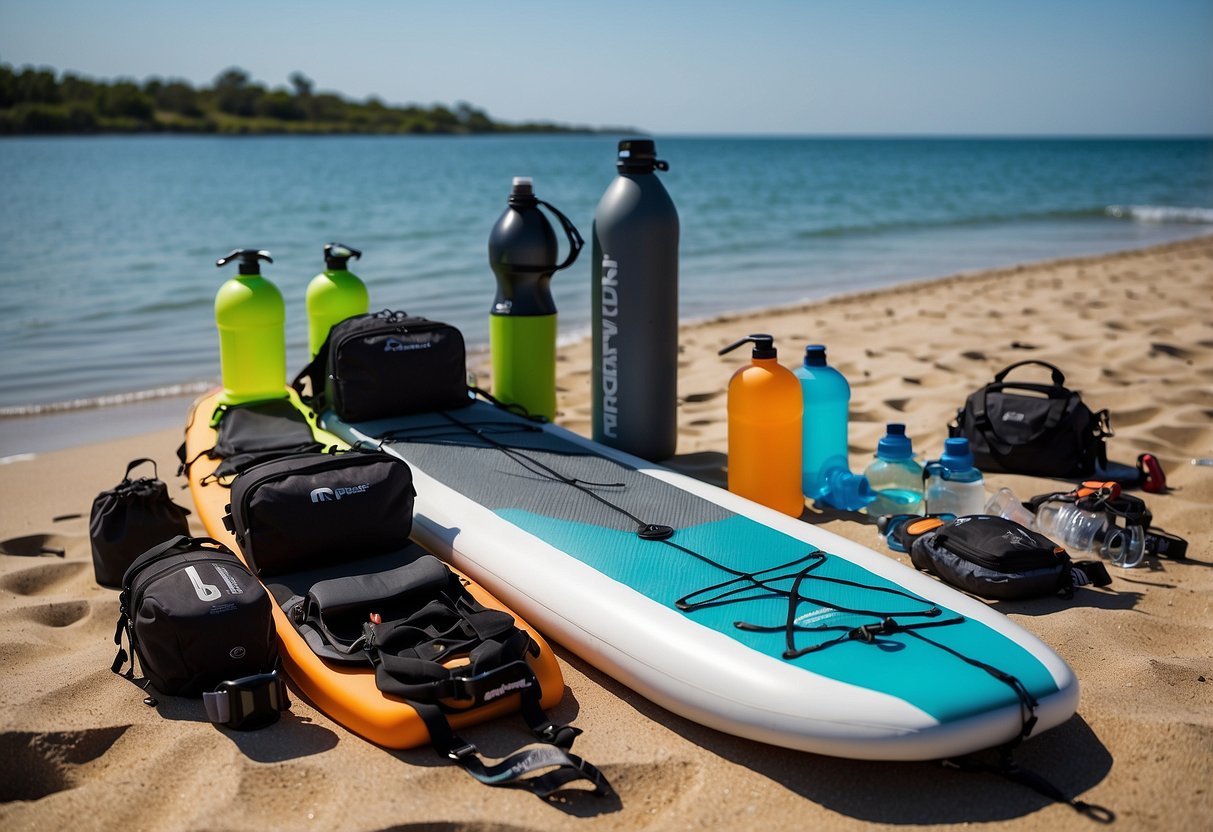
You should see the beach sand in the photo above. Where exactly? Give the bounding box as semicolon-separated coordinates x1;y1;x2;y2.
1;236;1210;831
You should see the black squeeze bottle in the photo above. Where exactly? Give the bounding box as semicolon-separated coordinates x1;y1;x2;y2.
591;138;680;460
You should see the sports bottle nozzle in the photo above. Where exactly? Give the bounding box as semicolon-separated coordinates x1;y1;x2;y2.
217;249;272;275
324;243;362;270
719;334;777;360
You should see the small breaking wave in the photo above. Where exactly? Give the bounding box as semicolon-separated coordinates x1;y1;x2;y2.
0;381;216;419
1105;205;1213;224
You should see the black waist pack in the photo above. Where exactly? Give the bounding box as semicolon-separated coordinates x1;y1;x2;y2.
90;458;191;589
292;310;471;421
112;536;279;698
225;450;415;577
910;515;1109;600
950;361;1111;478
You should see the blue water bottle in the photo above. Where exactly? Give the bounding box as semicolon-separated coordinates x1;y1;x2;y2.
924;438;987;517
863;424;924;516
793;344;872;510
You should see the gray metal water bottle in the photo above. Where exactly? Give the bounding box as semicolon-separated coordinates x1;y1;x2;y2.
591;138;680;460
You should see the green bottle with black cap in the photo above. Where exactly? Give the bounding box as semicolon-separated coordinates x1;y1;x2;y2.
215;249;286;405
306;243;369;359
488;177;583;420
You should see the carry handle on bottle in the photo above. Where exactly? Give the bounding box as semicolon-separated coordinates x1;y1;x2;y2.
507;200;584;274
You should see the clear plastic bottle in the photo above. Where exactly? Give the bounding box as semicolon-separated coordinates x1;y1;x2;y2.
924;437;986;517
718;334;804;517
864;424;924;516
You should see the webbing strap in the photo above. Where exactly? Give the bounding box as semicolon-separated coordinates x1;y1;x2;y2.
413;698;609;797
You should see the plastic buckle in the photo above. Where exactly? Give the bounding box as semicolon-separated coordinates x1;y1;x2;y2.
206;670;289;731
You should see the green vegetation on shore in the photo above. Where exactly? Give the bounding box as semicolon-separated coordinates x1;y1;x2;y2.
0;62;611;135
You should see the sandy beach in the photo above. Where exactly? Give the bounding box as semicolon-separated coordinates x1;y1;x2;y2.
1;236;1210;831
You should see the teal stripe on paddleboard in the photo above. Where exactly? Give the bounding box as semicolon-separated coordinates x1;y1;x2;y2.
497;509;1059;724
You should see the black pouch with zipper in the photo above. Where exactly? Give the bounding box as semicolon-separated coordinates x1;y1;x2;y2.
224;449;415;577
909;515;1077;600
292;310;471;421
112;535;278;696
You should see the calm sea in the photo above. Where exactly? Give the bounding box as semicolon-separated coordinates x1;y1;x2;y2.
1;135;1211;426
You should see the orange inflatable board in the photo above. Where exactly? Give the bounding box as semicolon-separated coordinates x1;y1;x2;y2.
182;388;564;749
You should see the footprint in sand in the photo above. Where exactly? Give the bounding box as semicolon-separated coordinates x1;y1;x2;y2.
0;560;90;596
682;391;722;405
0;726;130;801
1110;405;1162;427
883;398;910;413
1150;343;1195;360
1149;424;1212;449
8;599;93;628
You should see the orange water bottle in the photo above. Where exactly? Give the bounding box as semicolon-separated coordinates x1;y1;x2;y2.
718;334;804;517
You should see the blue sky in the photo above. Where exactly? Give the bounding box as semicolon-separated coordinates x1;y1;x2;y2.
2;0;1210;135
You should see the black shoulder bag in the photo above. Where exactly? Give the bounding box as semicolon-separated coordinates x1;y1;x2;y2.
951;360;1111;478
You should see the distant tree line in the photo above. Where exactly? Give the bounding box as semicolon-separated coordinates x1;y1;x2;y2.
0;62;598;135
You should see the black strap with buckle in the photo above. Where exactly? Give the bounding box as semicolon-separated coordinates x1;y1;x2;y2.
202;669;290;730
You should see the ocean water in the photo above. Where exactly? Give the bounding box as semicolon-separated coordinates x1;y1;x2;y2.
0;135;1210;421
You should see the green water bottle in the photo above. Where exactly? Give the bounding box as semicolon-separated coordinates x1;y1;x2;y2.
215;249;286;405
487;177;583;420
306;243;369;358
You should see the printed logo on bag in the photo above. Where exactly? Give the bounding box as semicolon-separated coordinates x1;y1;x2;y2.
185;565;222;602
384;337;432;352
310;484;371;502
1001;529;1034;548
1002;411;1027;422
483;677;533;702
214;565;245;595
229;646;247;659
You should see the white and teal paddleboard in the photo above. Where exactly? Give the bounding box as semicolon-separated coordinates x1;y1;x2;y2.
322;401;1078;761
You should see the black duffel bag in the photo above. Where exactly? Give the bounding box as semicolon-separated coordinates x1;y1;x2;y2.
951;360;1111;478
292;309;471;422
224;449;415;577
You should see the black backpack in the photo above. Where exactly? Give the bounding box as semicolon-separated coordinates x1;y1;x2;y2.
89;458;191;588
292;310;471;421
178;398;325;484
112;536;286;727
951;361;1111;478
224;449;415;577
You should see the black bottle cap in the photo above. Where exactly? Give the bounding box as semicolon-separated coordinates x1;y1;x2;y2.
324;243;361;270
804;344;828;367
719;334;777;360
617;138;669;173
507;175;538;205
216;249;272;275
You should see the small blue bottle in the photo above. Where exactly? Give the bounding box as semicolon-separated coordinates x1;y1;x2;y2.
863;424;924;516
924;437;987;517
794;344;872;511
